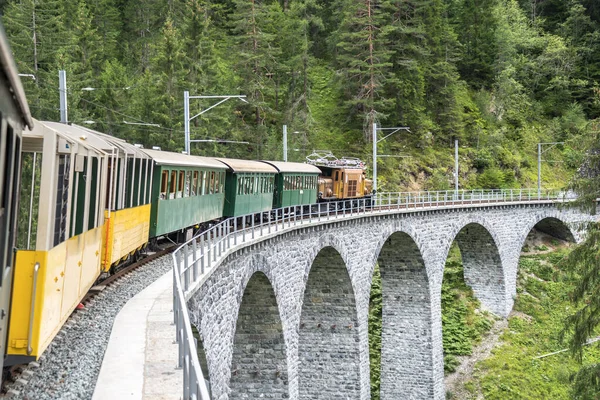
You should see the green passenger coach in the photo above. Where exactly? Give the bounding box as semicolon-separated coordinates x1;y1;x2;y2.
261;161;321;208
143;149;227;238
216;158;278;217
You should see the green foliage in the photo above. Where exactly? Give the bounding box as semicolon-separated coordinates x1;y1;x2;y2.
460;250;600;399
3;0;600;182
369;264;382;400
441;258;495;373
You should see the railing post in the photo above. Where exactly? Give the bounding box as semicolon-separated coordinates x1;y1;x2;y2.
234;218;237;246
206;234;212;269
192;240;198;282
200;237;205;275
178;311;184;368
183;245;190;291
227;221;231;249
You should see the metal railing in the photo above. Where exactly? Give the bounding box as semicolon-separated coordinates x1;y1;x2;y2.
171;188;567;399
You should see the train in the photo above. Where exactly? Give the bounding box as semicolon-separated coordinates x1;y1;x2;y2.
0;26;374;371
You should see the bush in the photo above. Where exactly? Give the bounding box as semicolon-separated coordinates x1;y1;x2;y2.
477;168;506;189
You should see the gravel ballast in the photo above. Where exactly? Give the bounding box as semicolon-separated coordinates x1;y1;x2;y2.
6;255;173;400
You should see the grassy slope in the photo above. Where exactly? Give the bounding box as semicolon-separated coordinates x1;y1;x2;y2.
462;250;600;399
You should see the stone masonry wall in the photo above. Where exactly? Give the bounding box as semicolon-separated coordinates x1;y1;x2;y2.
378;232;434;399
456;223;506;316
230;272;288;399
298;246;360;399
188;203;591;400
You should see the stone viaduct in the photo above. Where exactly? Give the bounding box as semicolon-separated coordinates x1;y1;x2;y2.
186;201;592;399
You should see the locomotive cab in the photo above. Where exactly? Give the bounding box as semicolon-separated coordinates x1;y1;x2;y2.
317;166;372;201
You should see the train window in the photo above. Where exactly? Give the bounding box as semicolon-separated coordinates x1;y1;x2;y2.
177;171;184;198
160;171;168;199
209;171;215;194
237;176;242;195
296;176;301;190
335;171;339;181
199;171;205;195
220;172;225;193
184;171;191;197
170;170;177;199
192;171;198;196
341;172;345;182
215;172;221;193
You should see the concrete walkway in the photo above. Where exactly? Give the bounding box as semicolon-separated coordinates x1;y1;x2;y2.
93;271;182;400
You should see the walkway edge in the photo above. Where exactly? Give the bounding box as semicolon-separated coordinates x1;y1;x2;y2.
92;271;174;400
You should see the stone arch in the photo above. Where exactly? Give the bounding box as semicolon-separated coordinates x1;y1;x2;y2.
230;271;289;398
519;214;578;252
298;245;360;399
374;230;435;399
449;222;505;316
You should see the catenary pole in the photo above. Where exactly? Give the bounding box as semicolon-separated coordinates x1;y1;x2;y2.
283;125;288;162
455;139;459;192
184;91;190;155
59;70;68;124
373;122;377;193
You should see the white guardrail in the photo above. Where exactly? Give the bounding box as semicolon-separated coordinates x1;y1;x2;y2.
171;188;568;399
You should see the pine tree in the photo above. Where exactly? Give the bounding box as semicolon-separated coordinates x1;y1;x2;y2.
229;0;284;158
279;0;321;128
333;0;393;142
146;15;186;150
560;121;600;399
451;0;499;89
3;0;67;120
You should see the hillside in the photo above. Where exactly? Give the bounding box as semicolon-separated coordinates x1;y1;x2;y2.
1;0;600;190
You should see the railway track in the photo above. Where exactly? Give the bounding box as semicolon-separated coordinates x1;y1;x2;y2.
82;245;176;304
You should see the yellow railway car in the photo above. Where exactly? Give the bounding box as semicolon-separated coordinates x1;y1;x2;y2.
84;130;153;272
0;22;33;375
7;121;110;363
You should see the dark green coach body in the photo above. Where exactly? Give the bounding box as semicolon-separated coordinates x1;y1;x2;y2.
143;149;227;238
215;158;277;217
261;161;321;208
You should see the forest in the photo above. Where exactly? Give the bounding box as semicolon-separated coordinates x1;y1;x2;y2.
2;0;600;191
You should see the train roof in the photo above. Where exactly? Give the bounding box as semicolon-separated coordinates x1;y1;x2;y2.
0;24;33;129
75;125;150;159
23;120;109;157
142;149;227;169
260;160;321;174
42;121;117;154
215;158;278;173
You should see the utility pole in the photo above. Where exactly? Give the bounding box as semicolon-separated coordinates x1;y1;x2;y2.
183;92;248;155
373;122;377;192
283;125;288;162
59;70;68;124
184;91;190;155
455;140;459;193
372;122;411;193
538;143;541;198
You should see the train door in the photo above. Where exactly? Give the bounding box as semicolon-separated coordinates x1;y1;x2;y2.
0;120;21;371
